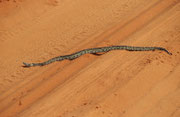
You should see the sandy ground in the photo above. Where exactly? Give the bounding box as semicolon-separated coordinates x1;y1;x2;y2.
0;0;180;117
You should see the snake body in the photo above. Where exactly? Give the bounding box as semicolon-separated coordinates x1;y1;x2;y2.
23;45;172;67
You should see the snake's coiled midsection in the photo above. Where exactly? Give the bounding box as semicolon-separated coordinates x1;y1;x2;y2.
23;45;172;67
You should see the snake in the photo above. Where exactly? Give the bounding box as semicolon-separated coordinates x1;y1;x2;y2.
23;45;172;67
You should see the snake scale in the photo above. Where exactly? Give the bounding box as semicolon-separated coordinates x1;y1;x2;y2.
23;45;172;67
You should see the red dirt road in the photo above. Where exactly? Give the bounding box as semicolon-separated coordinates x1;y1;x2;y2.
0;0;180;117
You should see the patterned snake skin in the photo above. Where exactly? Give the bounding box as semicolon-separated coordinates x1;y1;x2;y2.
23;45;172;67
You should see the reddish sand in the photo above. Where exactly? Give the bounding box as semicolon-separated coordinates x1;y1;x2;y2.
0;0;180;117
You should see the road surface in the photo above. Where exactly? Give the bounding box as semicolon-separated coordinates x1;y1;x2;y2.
0;0;179;117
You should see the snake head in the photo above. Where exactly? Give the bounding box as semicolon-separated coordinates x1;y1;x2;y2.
23;62;33;67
